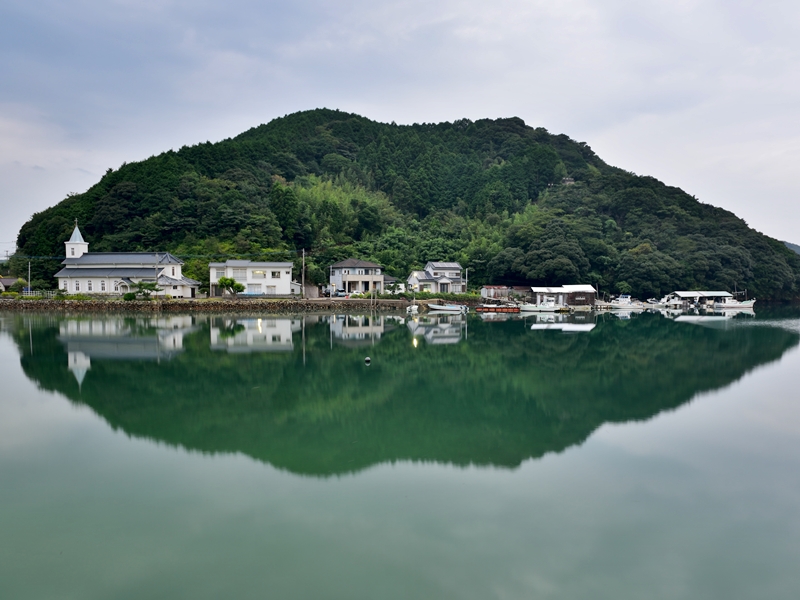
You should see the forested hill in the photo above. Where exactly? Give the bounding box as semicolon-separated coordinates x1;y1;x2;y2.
14;108;800;300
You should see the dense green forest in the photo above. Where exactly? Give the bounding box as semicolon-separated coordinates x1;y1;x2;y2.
13;109;800;299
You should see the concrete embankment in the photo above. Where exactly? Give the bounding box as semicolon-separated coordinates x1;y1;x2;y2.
0;298;413;314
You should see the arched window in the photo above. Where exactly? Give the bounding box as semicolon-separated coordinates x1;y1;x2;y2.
100;280;106;292
87;280;93;292
114;281;119;292
75;281;80;291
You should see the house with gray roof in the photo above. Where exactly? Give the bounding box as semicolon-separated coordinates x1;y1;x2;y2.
54;223;200;297
329;259;385;294
407;262;464;293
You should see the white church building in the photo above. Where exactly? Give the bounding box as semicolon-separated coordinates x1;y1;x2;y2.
55;223;200;297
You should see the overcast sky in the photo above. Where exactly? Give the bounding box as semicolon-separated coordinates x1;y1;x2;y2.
2;0;799;258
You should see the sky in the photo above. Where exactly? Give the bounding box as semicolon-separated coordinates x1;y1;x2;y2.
2;0;800;258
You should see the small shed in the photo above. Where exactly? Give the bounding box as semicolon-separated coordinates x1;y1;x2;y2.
481;285;510;299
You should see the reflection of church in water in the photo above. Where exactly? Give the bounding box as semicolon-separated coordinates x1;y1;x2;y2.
59;316;200;385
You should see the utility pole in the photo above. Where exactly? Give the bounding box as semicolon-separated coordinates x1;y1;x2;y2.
28;261;31;293
302;248;305;299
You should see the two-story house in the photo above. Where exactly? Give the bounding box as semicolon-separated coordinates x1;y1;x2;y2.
54;223;200;297
329;259;385;294
208;260;294;296
407;262;464;293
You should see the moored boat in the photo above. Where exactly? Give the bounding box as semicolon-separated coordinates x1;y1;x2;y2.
428;303;469;314
714;297;756;310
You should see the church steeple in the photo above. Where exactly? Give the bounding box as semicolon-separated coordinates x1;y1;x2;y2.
65;220;89;259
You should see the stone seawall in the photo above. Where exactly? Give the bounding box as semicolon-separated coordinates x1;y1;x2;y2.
0;298;413;314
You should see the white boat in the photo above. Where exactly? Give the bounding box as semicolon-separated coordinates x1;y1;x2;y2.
609;294;646;310
714;297;756;310
428;303;469;314
519;296;560;312
519;302;560;312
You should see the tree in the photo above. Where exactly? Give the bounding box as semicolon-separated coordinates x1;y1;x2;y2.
218;276;245;297
135;281;162;299
9;278;27;293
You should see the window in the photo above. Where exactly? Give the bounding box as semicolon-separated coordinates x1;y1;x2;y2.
114;281;119;292
173;286;178;290
266;286;276;295
232;268;247;279
87;280;93;292
252;270;266;279
171;267;175;276
342;269;349;275
71;248;75;256
247;284;261;294
215;268;225;279
285;271;290;275
356;269;364;275
62;280;68;290
271;271;280;278
376;269;380;275
100;280;106;292
272;335;281;342
75;281;80;291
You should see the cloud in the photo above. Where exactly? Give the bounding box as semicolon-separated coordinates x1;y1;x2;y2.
1;0;799;246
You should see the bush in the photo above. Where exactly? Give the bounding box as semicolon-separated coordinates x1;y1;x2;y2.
1;291;19;298
123;292;137;301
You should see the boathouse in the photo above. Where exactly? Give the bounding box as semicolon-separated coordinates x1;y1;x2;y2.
530;285;597;308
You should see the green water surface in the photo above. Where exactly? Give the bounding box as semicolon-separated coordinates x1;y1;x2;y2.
1;309;800;599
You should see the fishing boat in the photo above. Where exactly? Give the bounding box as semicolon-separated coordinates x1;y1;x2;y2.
713;297;756;310
609;294;646;310
518;296;560;312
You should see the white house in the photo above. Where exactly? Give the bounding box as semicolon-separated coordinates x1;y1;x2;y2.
329;259;384;294
209;260;294;296
54;223;200;297
407;262;464;293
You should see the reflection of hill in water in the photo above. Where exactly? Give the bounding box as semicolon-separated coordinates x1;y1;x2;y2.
10;312;799;476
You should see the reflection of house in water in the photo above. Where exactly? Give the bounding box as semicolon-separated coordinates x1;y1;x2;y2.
406;314;467;344
329;314;400;348
209;317;302;353
529;312;596;333
58;316;200;384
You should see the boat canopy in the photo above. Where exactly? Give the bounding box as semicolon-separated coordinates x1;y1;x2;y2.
670;291;733;299
531;285;596;294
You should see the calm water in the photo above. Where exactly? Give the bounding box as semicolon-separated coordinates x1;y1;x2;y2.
2;309;800;599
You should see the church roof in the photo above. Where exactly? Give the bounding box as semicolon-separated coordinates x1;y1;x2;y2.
61;252;183;266
68;224;86;244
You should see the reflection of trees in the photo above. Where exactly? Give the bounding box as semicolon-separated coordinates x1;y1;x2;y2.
10;313;799;477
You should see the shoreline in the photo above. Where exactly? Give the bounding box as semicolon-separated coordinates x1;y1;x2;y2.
0;297;431;313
